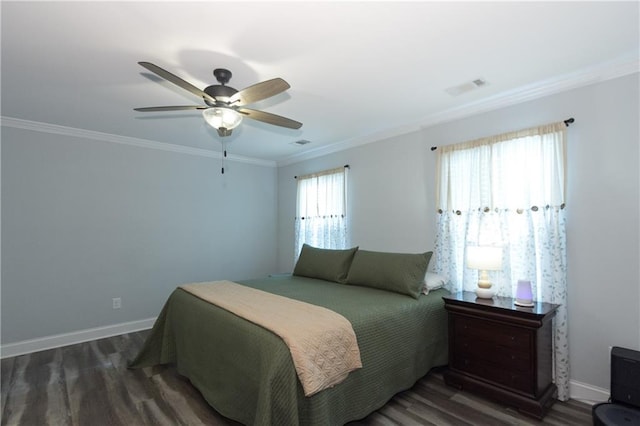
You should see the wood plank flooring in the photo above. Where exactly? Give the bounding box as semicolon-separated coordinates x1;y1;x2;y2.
1;330;592;425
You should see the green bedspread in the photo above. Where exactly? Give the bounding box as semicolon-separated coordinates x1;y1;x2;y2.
129;275;449;425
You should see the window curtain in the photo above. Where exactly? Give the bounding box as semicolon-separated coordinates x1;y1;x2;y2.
433;122;570;400
294;166;348;260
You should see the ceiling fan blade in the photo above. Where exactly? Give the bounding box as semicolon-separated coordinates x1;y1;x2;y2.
138;62;217;104
238;107;302;129
134;106;208;112
229;78;290;106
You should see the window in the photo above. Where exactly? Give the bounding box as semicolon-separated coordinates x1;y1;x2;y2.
294;166;348;260
434;122;569;400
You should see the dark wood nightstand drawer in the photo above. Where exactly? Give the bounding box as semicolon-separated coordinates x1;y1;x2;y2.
451;355;533;394
453;338;531;371
454;316;531;352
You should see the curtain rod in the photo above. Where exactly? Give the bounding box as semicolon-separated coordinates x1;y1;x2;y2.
429;117;575;151
295;164;349;179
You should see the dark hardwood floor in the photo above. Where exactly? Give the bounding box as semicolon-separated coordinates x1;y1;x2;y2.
1;330;592;425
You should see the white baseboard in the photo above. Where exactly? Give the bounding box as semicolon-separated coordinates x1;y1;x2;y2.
569;379;609;405
0;317;156;359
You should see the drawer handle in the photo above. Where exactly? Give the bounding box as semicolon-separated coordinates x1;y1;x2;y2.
510;336;516;341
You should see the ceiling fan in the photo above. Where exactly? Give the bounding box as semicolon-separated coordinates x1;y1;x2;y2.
134;62;302;137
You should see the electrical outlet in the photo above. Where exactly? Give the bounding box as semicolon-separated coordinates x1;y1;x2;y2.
112;297;121;309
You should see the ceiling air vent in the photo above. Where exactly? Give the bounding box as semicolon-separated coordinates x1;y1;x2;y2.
445;78;488;96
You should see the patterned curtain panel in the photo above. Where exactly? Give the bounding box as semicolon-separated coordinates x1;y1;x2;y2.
294;167;348;260
433;122;570;400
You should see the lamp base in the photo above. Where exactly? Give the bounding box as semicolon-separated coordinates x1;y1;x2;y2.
475;287;495;299
514;299;535;307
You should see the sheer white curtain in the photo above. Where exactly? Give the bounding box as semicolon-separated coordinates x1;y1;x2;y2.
433;122;570;400
294;167;348;260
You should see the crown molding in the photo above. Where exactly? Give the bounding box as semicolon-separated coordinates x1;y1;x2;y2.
2;55;637;169
418;55;640;130
277;122;421;167
277;55;639;167
0;117;277;168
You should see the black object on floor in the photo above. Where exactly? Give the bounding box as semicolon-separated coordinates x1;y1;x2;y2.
592;403;640;426
592;346;640;425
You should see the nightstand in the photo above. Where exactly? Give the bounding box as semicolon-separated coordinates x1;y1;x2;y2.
442;291;559;419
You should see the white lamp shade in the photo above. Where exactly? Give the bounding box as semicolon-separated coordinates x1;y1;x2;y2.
466;246;502;270
202;107;243;130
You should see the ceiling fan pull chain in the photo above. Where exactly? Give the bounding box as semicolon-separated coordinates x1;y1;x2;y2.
221;140;226;174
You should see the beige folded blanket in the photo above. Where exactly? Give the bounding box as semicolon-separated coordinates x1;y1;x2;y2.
179;280;362;396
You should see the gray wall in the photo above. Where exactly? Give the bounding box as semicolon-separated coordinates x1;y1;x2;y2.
277;131;435;270
1;127;278;343
277;73;640;393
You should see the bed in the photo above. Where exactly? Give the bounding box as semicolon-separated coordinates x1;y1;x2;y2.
130;247;449;425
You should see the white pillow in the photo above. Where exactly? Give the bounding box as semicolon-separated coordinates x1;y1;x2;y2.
422;272;448;295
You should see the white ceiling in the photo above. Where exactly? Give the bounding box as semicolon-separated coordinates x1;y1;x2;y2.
2;1;638;164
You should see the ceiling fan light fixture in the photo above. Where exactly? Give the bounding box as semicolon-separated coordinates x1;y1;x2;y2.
202;107;243;131
135;63;301;132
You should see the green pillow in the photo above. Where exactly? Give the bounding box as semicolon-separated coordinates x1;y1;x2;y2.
293;244;359;283
346;250;433;298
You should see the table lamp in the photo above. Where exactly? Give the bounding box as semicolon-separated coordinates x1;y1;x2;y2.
467;246;502;299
